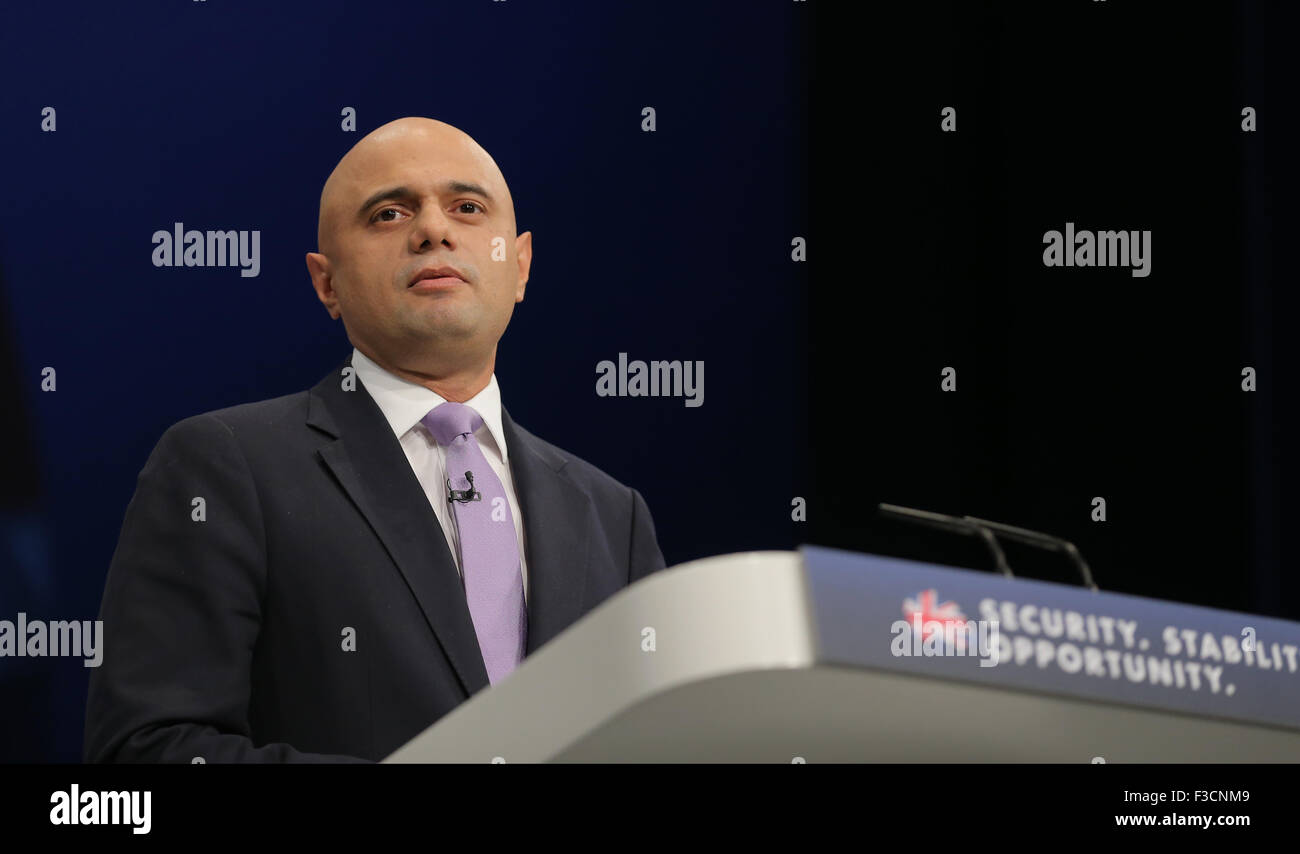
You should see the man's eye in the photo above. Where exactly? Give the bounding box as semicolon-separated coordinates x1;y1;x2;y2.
374;209;402;223
458;202;484;214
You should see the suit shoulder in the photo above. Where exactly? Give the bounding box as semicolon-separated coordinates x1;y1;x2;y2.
511;421;636;498
152;390;311;457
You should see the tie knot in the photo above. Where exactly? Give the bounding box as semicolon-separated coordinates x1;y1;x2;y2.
421;402;484;446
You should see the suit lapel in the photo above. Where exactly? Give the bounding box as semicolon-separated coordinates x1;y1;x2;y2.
501;407;594;653
307;355;489;696
305;355;598;693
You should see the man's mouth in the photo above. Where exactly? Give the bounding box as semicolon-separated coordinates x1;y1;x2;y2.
408;265;465;287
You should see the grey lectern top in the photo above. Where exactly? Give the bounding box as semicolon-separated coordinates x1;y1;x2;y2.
384;546;1300;762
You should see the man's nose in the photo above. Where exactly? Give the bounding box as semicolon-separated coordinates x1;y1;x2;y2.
408;206;453;250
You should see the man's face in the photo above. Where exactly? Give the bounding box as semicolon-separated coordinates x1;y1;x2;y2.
308;124;531;373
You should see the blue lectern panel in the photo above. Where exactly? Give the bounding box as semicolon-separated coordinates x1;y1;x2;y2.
801;545;1300;732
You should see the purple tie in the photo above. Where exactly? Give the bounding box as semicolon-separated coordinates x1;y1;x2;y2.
421;402;527;685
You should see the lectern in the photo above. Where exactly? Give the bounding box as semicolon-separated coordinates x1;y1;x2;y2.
384;546;1300;762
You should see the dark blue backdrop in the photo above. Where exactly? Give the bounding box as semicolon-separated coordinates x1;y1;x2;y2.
0;0;810;761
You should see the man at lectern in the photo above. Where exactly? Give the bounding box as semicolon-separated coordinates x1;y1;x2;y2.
85;117;667;763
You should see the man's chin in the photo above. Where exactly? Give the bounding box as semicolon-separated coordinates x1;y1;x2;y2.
404;316;479;342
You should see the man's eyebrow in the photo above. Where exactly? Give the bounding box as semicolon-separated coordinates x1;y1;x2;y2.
356;181;495;218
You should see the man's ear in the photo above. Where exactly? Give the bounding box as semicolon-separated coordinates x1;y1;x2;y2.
514;231;532;302
306;252;342;319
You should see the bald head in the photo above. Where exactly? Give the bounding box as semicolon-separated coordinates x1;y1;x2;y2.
304;116;533;398
316;117;516;256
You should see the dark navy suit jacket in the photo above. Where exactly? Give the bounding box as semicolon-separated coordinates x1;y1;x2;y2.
84;355;667;762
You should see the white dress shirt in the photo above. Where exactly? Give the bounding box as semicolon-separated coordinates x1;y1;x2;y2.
350;347;529;606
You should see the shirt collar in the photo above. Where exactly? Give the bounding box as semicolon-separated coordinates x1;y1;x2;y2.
349;346;509;463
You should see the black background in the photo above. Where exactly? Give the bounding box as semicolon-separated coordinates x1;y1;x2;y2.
810;1;1299;620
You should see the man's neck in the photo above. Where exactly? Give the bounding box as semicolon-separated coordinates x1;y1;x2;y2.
357;345;494;403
